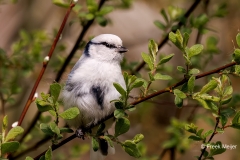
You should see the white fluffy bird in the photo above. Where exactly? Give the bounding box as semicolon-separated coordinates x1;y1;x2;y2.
61;34;128;160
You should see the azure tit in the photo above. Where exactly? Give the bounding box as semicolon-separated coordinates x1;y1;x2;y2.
61;34;128;160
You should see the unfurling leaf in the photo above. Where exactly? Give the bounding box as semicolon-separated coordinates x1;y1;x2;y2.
122;140;141;158
132;134;144;144
200;79;218;94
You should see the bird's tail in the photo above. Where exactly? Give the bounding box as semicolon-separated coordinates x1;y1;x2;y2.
90;136;115;160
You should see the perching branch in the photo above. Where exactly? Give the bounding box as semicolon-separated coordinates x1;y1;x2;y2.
132;0;201;74
33;60;238;159
17;2;76;127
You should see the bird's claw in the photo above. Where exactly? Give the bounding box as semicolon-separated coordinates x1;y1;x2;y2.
75;128;85;140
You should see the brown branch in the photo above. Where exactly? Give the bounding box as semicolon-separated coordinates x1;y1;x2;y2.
132;0;202;74
17;2;75;127
33;60;238;159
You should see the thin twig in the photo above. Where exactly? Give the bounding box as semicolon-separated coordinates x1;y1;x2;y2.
198;117;220;160
17;2;76;127
33;60;238;159
132;0;201;74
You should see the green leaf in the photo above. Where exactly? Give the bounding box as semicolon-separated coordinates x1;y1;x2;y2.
52;0;69;8
174;96;183;108
132;134;144;144
129;79;144;90
96;123;105;135
198;94;220;102
49;122;60;135
36;99;53;112
122;140;141;158
45;147;52;160
113;83;126;99
221;108;235;117
50;83;62;104
92;137;99;151
185;123;198;134
200;79;218;94
176;30;183;49
96;16;108;27
209;141;226;156
60;127;74;134
114;101;124;109
188;44;203;58
203;130;214;139
183;32;190;48
220;115;227;127
99;6;114;16
236;33;240;48
158;53;174;65
154;73;172;80
173;89;186;99
169;32;177;44
40;123;54;136
189;68;200;75
59;107;80;120
196;129;204;137
5;126;24;142
187;76;195;93
115;117;130;137
177;66;186;73
25;156;34;160
141;52;154;70
1;141;20;155
194;98;218;112
231;111;240;129
114;109;126;119
160;9;169;23
233;49;240;64
154;20;166;30
149;39;158;61
188;135;202;141
2;115;8;132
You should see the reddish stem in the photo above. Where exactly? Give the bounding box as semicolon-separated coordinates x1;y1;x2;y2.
17;3;75;127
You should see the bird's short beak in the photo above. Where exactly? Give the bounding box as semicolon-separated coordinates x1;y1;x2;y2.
117;46;128;53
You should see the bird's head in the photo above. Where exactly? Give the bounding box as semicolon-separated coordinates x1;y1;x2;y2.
84;34;128;63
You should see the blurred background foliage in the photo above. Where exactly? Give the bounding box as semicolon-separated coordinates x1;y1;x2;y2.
1;0;240;160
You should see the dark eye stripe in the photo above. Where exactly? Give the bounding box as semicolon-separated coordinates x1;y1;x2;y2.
100;42;116;49
89;41;117;49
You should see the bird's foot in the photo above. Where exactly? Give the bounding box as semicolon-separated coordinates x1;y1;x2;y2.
75;128;85;140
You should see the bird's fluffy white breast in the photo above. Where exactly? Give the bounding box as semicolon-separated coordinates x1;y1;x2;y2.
62;57;125;128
